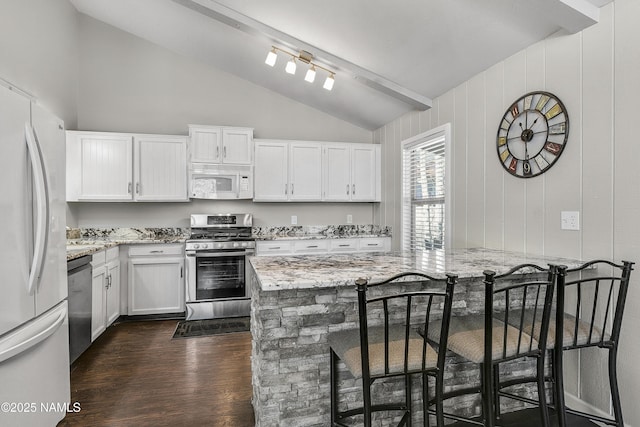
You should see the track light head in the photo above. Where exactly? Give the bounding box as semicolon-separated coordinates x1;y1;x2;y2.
285;57;297;75
265;48;277;67
323;74;335;91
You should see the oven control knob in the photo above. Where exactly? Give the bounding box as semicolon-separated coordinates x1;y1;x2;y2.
193;244;200;249
233;242;239;248
216;243;223;249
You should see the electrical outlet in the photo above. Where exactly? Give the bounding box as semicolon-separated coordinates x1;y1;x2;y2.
291;215;297;225
346;214;353;224
561;211;580;230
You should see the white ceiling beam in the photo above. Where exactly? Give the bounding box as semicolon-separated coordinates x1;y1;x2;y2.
172;0;432;110
550;0;604;33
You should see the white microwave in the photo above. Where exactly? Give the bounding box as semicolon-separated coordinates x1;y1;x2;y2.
189;164;253;199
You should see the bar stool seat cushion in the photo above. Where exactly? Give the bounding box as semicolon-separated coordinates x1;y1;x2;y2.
424;315;539;364
328;325;438;378
501;310;608;347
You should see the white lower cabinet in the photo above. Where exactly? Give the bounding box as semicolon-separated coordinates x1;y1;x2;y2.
90;247;120;342
128;244;185;316
256;237;391;256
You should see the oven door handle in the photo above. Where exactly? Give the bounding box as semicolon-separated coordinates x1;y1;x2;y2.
186;251;252;258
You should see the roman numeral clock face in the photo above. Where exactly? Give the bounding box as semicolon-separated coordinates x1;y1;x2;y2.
496;91;569;178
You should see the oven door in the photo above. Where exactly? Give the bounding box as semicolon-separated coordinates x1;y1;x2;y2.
186;250;250;302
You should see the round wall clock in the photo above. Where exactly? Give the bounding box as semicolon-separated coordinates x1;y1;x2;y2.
496;91;569;178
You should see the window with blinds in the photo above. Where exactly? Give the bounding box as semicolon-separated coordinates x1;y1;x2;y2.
402;125;449;252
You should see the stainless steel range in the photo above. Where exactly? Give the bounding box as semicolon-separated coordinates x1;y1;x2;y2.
185;213;254;320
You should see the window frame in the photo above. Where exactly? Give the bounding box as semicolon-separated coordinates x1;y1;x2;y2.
400;123;452;252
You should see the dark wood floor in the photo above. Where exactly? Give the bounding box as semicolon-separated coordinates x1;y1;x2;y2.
447;407;598;427
57;320;254;427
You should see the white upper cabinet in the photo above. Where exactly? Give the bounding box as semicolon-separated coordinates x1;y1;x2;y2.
350;145;380;201
254;140;323;202
324;143;381;202
289;143;322;201
134;135;188;201
67;133;133;201
189;125;253;165
254;141;289;201
66;131;188;202
254;139;380;202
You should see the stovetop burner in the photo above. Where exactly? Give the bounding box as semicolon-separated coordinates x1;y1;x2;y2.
188;213;254;243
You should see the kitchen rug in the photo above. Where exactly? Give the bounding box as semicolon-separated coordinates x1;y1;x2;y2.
172;317;250;339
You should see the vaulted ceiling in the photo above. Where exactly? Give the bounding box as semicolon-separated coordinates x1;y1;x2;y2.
70;0;611;130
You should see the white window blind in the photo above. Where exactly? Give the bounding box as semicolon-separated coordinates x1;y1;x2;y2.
402;126;449;252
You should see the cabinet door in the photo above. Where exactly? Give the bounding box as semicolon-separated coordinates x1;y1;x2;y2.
75;134;133;201
289;143;322;201
91;266;107;341
323;145;351;201
190;127;222;163
106;261;120;326
254;141;289;201
128;257;185;315
351;145;379;201
134;135;188;201
222;128;253;165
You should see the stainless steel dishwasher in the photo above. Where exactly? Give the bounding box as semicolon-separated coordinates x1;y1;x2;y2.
67;255;92;364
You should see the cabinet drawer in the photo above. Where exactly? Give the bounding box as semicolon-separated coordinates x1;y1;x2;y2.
358;237;390;252
256;241;294;256
106;246;119;261
91;250;106;266
128;244;184;257
329;239;359;252
293;240;329;254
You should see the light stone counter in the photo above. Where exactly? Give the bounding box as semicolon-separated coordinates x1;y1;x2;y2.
248;248;585;427
66;227;189;260
249;247;585;291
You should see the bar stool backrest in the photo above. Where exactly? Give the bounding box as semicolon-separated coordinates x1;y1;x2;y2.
557;260;634;350
356;272;457;382
485;264;558;362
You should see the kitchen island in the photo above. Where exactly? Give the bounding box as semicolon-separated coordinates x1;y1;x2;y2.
248;248;585;427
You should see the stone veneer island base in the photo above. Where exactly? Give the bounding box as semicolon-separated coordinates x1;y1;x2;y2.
248;248;585;427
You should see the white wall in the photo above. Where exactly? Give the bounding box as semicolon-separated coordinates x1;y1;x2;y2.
376;1;640;424
0;0;78;127
68;15;375;228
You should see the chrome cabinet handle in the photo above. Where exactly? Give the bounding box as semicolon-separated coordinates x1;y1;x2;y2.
352;184;355;195
150;250;164;254
270;246;281;250
285;184;288;195
128;182;132;194
180;266;183;278
346;184;349;195
291;183;294;194
223;146;227;158
216;146;220;158
136;183;140;194
307;245;318;249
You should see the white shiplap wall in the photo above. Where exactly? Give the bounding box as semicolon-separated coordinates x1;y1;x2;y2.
376;1;640;424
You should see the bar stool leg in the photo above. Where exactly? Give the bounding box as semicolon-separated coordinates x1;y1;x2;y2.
330;350;339;426
609;347;624;426
553;348;567;427
406;374;413;427
536;353;551;426
481;362;495;427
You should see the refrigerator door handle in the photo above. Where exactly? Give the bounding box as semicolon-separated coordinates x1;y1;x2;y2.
24;122;50;295
0;303;67;364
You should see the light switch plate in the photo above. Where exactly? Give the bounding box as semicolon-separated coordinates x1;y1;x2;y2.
561;211;580;230
347;214;353;224
291;215;297;225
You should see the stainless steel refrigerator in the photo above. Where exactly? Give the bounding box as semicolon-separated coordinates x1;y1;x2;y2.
0;80;70;426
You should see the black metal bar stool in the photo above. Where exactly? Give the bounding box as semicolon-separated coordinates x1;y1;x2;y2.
424;264;559;426
551;260;634;427
328;272;457;427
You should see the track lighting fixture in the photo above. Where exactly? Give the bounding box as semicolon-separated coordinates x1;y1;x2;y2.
264;46;336;90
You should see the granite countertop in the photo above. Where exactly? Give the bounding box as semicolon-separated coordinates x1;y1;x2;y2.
252;224;391;241
248;248;586;291
65;227;189;261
